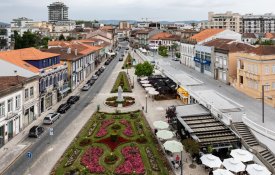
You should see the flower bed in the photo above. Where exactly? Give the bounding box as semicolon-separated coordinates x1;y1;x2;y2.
120;120;133;137
115;146;145;174
95;119;115;138
64;149;81;167
81;147;105;173
97;136;129;151
111;72;132;93
105;96;135;108
146;147;160;171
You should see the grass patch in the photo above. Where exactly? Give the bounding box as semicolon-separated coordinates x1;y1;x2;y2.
111;71;132;93
122;53;133;69
52;111;171;175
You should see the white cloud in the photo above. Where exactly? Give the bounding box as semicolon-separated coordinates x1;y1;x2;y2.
0;0;275;22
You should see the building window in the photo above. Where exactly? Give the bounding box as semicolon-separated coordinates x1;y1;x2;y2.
265;65;269;74
25;89;29;99
264;84;270;91
272;65;275;74
30;87;34;97
272;82;275;90
7;98;13;112
0;102;5;116
15;95;21;109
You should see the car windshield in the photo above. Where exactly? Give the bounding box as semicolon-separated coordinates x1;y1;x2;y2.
44;117;50;120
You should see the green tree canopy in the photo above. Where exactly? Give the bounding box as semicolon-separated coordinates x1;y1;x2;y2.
134;61;154;77
14;31;49;49
158;46;168;57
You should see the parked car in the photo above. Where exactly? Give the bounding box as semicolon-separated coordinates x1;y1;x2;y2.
119;57;123;61
82;84;91;91
28;125;44;138
89;79;96;86
57;103;71;113
99;66;105;72
91;75;98;80
43;113;60;125
104;60;110;65
95;70;101;76
67;96;80;104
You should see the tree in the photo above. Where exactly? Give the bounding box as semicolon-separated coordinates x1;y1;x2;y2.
171;43;179;58
182;138;200;165
166;106;177;124
14;31;23;49
0;39;7;49
59;34;65;41
134;61;154;77
158;46;168;57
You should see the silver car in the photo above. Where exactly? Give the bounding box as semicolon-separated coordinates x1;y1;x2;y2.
43;113;60;125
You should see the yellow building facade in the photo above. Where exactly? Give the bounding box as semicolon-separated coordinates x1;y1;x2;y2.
235;49;275;107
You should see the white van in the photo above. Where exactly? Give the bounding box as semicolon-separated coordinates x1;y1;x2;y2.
43;113;60;125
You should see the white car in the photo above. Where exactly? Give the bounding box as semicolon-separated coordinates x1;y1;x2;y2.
43;113;60;125
82;84;91;91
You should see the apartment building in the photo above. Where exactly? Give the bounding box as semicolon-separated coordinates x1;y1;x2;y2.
235;46;275;107
243;13;275;33
148;32;180;50
46;41;102;90
180;29;241;69
119;21;130;30
202;11;242;33
0;48;68;114
48;2;69;23
203;39;254;84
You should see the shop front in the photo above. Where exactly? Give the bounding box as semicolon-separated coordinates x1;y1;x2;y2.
177;87;189;104
0;125;4;148
23;105;35;128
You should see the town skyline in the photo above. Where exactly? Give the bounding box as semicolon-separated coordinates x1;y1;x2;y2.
1;0;275;23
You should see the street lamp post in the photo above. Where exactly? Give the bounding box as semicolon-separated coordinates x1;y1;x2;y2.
145;95;148;113
181;151;183;175
262;84;270;123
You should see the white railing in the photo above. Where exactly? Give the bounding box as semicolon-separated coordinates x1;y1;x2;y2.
242;115;275;141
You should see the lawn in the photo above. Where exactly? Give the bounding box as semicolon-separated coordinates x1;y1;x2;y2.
111;71;132;93
52;111;172;175
122;54;133;69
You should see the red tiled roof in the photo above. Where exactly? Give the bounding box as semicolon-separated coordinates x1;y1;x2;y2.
242;33;257;39
203;39;255;53
45;41;102;61
250;45;275;55
0;76;27;92
265;33;275;39
190;29;225;42
149;32;180;41
0;48;60;73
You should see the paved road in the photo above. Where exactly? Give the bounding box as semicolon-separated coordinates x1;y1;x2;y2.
3;42;128;175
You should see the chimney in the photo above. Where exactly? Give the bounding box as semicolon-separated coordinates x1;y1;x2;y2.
67;47;71;54
75;49;78;56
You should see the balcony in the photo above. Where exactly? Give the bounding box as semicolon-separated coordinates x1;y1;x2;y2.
6;111;19;120
238;69;244;76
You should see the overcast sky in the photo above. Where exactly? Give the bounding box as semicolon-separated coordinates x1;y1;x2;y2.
0;0;274;23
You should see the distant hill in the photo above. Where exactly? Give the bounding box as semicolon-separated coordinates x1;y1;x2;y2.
0;22;10;27
99;20;206;25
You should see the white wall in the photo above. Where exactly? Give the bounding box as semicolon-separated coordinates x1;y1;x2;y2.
0;60;36;77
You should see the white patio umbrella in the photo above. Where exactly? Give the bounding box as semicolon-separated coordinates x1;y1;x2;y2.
246;164;271;175
140;80;150;84
213;169;234;175
230;149;253;162
163;140;183;153
156;130;174;140
149;90;159;95
140;77;148;80
145;87;155;92
200;154;222;168
223;158;245;173
153;121;169;130
142;83;152;87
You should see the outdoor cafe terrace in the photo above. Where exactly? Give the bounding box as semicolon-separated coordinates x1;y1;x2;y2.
176;104;241;149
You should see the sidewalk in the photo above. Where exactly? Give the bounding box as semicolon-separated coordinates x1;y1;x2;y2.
0;59;107;174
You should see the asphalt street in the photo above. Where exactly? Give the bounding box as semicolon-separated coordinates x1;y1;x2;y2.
3;42;128;175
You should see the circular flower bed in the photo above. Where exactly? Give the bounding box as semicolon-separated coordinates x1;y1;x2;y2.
104;153;118;164
105;96;135;108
